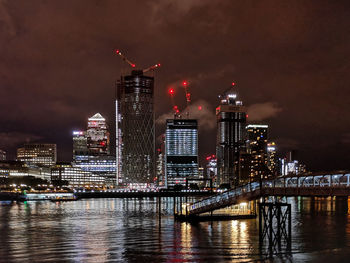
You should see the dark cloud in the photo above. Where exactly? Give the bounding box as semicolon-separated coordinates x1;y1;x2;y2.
0;132;42;149
0;0;349;171
247;102;282;121
157;99;216;130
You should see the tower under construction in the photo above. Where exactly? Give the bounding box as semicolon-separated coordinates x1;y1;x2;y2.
116;70;156;186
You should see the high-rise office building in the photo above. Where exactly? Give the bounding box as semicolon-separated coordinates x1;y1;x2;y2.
156;148;165;187
72;131;88;162
216;86;246;187
165;119;198;188
17;144;57;166
267;142;277;175
238;151;252;185
278;150;306;176
0;150;6;161
246;124;269;181
116;70;155;186
206;155;217;187
72;113;116;186
86;113;110;156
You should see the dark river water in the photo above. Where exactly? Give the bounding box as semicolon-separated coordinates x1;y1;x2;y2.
0;197;350;262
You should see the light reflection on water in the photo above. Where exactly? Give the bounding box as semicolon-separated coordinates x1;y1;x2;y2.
0;197;350;262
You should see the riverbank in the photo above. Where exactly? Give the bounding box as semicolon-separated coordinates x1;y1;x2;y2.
0;190;213;201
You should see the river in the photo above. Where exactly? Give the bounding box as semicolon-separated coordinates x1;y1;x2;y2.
0;197;349;262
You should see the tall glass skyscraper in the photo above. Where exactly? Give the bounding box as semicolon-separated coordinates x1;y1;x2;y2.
216;86;246;187
246;124;269;181
86;113;110;156
72;131;88;162
165;119;198;188
72;113;116;186
267;142;277;175
116;70;155;186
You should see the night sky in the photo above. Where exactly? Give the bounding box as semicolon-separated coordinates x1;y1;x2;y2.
1;0;350;171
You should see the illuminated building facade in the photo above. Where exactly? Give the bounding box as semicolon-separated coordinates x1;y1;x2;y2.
72;113;116;186
246;124;269;181
51;163;105;188
0;161;51;181
156;148;165;187
86;113;110;156
17;144;57;166
216;86;246;187
238;152;252;185
279;151;306;176
0;150;6;161
72;131;88;162
206;155;217;187
267;142;277;175
116;70;155;186
74;156;116;186
165;119;198;188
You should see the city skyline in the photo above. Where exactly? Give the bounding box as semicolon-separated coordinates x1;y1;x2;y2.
0;1;350;172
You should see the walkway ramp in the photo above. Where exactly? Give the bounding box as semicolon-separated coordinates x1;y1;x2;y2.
187;172;350;216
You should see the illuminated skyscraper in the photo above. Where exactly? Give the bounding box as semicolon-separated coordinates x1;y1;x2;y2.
86;113;110;156
116;70;155;186
72;131;88;162
17;144;57;166
165;119;198;188
206;155;217;187
246;124;269;181
72;113;116;186
216;85;246;187
267;142;277;175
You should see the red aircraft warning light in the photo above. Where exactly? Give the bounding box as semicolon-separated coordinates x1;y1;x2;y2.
198;106;202;110
169;88;175;95
232;82;235;86
182;81;188;86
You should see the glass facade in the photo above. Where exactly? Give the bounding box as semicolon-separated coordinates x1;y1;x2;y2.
246;124;269;181
216;88;246;187
72;114;116;186
86;113;110;156
51;163;105;188
72;131;88;162
267;142;277;175
74;156;117;185
116;70;155;185
17;144;57;166
165;119;198;188
0;161;51;181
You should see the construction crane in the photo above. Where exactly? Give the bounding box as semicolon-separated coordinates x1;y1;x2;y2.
168;87;180;118
143;63;161;73
115;49;136;68
114;49;161;73
182;80;191;118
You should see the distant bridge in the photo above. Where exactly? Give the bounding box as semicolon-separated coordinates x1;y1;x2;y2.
184;171;350;216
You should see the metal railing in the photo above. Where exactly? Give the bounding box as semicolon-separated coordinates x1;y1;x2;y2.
187;172;350;215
